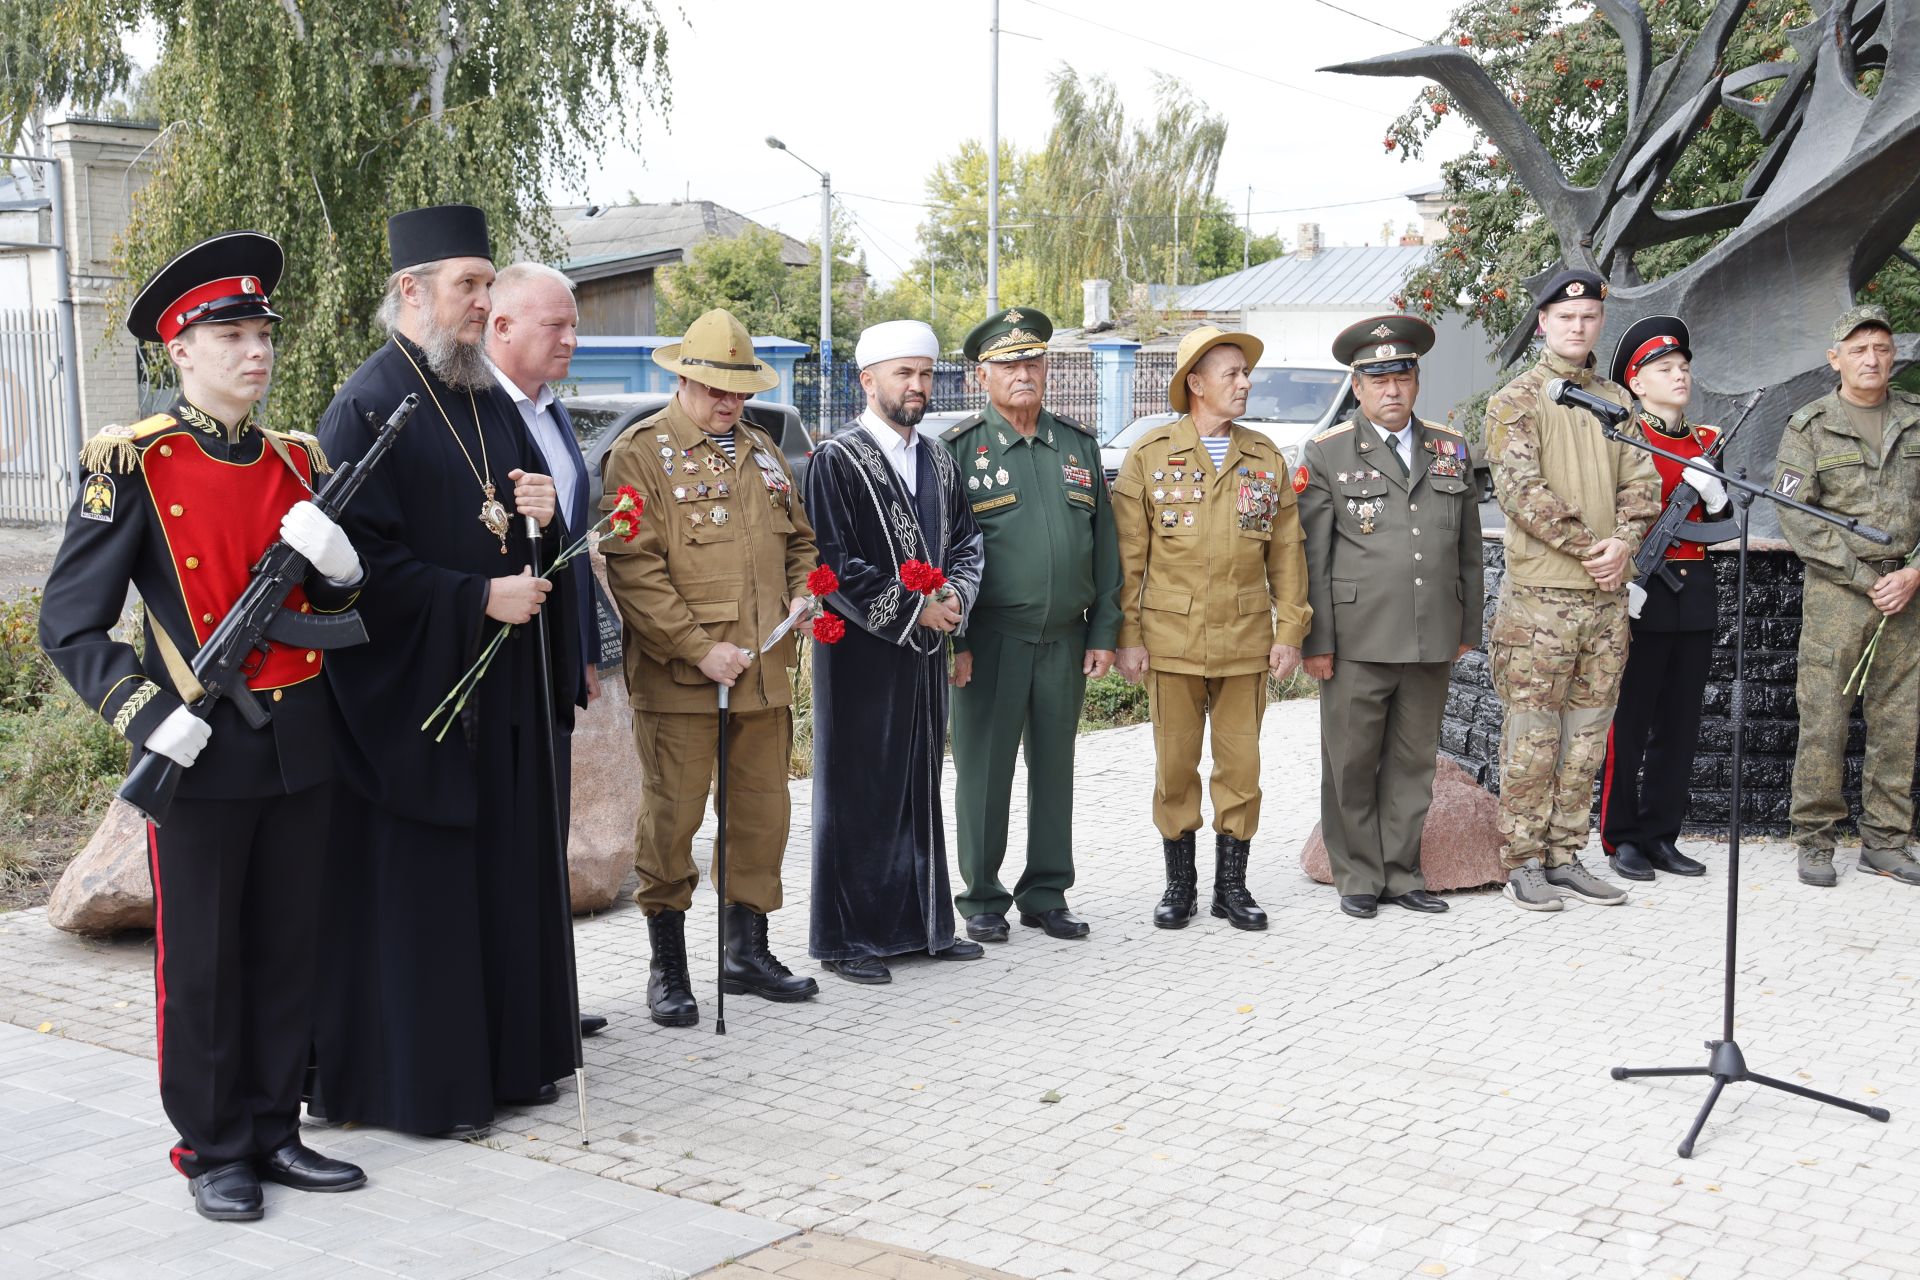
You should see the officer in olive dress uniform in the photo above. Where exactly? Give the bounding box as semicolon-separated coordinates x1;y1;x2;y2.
39;234;369;1221
1113;326;1311;931
600;309;822;1026
1596;316;1722;881
1772;304;1920;889
1298;316;1483;918
943;308;1122;944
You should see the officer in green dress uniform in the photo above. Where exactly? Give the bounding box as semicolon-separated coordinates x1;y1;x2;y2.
1298;315;1484;918
944;308;1123;942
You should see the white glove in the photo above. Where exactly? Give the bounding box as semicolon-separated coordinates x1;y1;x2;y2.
281;501;362;584
1681;465;1728;514
145;705;211;768
1626;581;1647;620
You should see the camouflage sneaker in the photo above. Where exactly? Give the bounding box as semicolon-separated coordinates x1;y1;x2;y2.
1502;858;1565;912
1859;847;1920;886
1797;846;1837;888
1543;857;1629;906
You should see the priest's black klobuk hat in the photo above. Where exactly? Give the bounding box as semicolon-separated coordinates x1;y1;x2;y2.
387;203;493;272
126;231;284;344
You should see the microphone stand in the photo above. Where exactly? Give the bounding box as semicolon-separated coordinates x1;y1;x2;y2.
1584;409;1893;1157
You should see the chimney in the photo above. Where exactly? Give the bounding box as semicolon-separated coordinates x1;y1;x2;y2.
1296;222;1323;259
1083;278;1112;327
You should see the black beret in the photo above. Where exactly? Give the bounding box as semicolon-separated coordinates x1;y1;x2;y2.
1536;268;1609;309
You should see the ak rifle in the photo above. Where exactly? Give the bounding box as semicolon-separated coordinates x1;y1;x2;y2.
118;394;418;824
1632;390;1762;594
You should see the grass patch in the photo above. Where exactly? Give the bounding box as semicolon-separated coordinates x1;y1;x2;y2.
0;590;128;907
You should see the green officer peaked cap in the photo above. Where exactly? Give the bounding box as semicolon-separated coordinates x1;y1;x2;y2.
1331;314;1434;375
964;307;1053;363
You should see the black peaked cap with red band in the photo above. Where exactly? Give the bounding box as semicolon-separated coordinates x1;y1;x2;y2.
1609;315;1691;389
127;231;284;344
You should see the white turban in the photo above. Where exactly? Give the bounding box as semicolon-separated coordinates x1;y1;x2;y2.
855;319;939;369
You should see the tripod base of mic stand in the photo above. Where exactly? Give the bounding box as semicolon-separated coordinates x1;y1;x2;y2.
1613;1040;1889;1158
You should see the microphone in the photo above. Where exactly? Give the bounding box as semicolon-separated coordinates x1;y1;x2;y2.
1546;377;1633;426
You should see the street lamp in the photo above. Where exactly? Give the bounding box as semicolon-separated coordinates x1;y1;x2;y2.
766;135;833;431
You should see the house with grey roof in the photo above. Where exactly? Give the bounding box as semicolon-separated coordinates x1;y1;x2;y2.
1178;226;1504;426
554;200;811;335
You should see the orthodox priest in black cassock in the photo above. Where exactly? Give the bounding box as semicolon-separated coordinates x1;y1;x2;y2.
805;329;985;982
312;205;580;1135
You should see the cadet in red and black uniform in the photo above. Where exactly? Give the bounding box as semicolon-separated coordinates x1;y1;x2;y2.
1597;316;1722;881
38;233;371;1222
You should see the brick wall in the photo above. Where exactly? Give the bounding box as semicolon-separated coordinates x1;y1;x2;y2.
1442;534;1877;837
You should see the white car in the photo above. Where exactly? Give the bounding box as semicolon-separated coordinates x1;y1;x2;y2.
1099;364;1356;483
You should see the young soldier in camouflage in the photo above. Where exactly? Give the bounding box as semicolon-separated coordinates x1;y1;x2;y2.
1485;270;1661;911
1772;304;1920;889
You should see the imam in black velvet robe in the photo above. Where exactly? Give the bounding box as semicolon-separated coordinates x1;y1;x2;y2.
805;424;984;961
312;335;580;1134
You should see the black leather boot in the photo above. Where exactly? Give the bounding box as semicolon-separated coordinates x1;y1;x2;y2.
1211;834;1269;931
721;904;820;1002
646;910;699;1027
1154;832;1199;929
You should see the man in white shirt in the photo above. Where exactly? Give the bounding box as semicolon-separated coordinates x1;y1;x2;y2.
485;260;609;1038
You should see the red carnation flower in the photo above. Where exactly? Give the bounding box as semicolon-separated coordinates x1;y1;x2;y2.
807;564;840;597
610;485;645;542
900;559;936;593
811;611;846;645
924;567;948;593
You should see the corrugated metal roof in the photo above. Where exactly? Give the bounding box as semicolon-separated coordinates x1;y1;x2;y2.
553;201;812;274
1179;245;1432;312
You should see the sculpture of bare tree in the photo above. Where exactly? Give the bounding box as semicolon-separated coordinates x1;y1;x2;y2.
1328;0;1920;530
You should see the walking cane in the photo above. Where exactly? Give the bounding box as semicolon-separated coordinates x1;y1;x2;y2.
524;515;590;1145
715;680;731;1037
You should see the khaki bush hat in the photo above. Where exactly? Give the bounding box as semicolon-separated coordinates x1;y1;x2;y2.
1169;326;1265;413
653;309;780;394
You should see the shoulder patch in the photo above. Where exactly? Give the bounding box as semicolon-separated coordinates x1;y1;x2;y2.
1311;422;1355;443
940;413;985;442
80;472;116;522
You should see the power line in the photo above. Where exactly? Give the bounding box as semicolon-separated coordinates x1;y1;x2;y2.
1305;0;1429;44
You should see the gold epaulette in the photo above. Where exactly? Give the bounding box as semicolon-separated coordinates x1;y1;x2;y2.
265;427;333;475
1422;418;1464;437
78;413;179;474
1311;423;1355;442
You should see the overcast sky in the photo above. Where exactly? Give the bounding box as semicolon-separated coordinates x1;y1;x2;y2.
583;0;1487;284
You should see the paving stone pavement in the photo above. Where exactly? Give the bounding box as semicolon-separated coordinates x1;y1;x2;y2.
5;699;1920;1279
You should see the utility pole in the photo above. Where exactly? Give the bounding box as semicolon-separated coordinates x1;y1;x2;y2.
1244;185;1252;273
987;0;1001;315
766;136;833;431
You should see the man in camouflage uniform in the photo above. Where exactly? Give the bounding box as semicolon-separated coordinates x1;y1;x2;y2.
1772;304;1920;888
1486;269;1661;911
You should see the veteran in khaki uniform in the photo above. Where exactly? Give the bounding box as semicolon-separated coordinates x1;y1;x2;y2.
1485;269;1661;913
1772;304;1920;889
944;308;1122;944
1298;316;1483;919
601;308;822;1027
1114;327;1311;931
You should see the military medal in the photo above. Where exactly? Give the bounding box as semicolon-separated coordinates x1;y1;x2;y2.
717;479;731;497
689;510;704;527
977;456;989;470
696;482;711;499
711;505;729;526
1153;470;1165;481
673;485;687;501
996;467;1010;486
1153;487;1166;502
969;476;980;490
1183;510;1196;526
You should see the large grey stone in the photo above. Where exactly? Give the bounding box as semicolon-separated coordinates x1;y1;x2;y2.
1299;755;1504;891
45;800;150;936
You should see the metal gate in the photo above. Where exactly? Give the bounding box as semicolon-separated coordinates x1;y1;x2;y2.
0;308;68;524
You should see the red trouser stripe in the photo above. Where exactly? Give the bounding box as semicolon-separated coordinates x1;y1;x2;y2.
1598;722;1617;854
148;822;194;1177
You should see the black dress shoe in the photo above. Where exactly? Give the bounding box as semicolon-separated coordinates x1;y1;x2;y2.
580;1014;608;1037
965;912;1010;942
499;1082;559;1107
190;1160;264;1221
934;939;986;960
1646;839;1708;876
1607;842;1656;881
823;956;892;984
1018;908;1090;939
256;1141;367;1192
435;1123;492;1141
1339;894;1378;919
1382;889;1449;913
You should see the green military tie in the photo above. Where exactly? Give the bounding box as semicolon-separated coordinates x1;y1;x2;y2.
1385;431;1409;477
